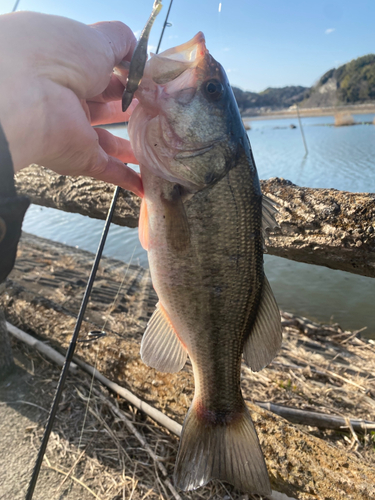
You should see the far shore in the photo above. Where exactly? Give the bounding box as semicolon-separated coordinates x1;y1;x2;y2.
242;103;375;121
101;104;375;128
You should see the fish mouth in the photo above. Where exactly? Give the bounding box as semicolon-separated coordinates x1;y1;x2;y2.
147;32;207;85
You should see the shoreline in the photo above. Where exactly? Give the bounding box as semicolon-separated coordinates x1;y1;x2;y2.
100;105;375;128
242;103;375;121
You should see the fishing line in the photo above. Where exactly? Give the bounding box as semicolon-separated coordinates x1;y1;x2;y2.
77;245;137;455
156;0;174;54
51;244;137;500
75;0;172;450
25;186;122;500
25;1;175;497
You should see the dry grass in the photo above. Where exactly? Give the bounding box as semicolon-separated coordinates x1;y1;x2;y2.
3;234;375;499
334;113;355;126
4;310;375;500
6;339;267;500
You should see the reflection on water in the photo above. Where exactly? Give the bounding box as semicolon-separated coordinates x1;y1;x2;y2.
264;255;374;336
22;115;375;337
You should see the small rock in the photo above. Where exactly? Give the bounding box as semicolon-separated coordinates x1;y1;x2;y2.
356;240;363;247
366;226;374;234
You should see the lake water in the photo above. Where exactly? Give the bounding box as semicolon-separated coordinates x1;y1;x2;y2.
22;114;375;337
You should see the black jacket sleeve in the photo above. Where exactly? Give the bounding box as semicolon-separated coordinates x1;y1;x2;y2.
0;122;30;283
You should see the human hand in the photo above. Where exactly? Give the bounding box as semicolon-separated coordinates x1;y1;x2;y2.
0;11;143;197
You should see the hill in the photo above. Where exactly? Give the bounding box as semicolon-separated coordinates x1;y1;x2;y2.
233;54;375;114
301;54;375;108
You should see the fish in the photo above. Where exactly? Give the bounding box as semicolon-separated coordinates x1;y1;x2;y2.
126;32;282;495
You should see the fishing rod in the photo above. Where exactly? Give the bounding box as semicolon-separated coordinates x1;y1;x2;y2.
156;0;174;54
12;0;21;12
24;1;174;498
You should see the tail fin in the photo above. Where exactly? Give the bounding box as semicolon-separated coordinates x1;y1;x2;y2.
174;401;271;496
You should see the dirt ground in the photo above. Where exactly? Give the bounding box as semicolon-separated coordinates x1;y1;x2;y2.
1;234;375;500
1;338;274;500
0;346;98;500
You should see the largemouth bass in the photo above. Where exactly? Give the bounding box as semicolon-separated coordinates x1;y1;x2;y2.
127;33;282;495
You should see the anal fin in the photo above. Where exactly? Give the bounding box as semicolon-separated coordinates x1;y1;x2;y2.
243;274;282;372
141;303;187;373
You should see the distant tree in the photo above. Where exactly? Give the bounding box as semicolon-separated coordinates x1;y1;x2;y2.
336;54;375;103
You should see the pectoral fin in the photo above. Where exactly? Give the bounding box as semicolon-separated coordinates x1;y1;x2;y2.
243;275;282;372
262;195;279;246
161;184;190;252
139;198;149;251
141;303;187;373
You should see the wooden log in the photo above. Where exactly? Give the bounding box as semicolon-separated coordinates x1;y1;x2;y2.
6;322;78;374
260;177;375;278
14;165;140;228
15;167;375;278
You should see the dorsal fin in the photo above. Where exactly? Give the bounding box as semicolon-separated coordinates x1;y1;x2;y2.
243;274;282;372
141;303;188;373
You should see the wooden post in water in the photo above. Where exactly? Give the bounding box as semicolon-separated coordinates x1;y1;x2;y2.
296;103;308;155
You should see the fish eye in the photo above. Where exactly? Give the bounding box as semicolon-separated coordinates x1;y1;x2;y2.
204;79;224;100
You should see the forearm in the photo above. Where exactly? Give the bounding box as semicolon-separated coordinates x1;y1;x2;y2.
0;122;30;283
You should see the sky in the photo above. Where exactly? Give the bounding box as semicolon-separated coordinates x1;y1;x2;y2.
1;0;375;92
